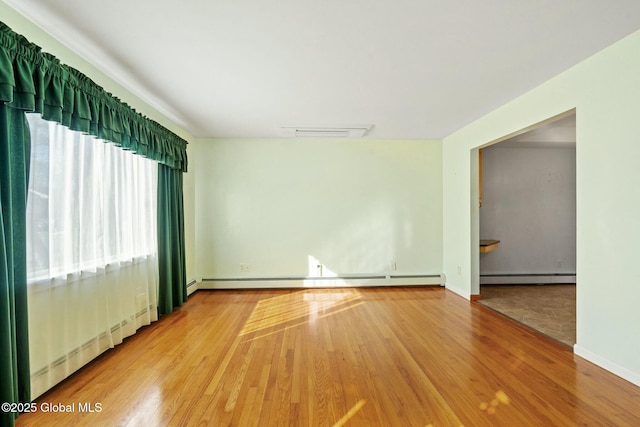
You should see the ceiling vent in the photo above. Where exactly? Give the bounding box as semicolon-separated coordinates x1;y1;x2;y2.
279;125;373;138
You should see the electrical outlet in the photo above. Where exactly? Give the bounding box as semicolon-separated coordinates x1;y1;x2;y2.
390;261;397;271
457;266;462;276
240;263;250;272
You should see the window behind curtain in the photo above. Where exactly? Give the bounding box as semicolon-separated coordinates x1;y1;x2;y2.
25;113;159;398
26;113;158;281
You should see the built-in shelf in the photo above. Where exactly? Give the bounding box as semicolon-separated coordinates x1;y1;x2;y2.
480;239;500;253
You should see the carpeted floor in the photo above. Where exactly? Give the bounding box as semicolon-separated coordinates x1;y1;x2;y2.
478;284;576;347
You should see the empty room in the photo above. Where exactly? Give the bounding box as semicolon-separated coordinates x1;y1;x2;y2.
2;1;640;426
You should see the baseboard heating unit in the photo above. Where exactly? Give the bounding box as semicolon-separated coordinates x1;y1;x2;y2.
30;305;154;399
199;274;444;289
480;273;576;285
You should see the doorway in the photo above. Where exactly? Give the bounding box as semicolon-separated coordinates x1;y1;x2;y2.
476;113;576;346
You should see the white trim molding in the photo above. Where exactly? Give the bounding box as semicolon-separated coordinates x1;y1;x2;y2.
574;345;640;388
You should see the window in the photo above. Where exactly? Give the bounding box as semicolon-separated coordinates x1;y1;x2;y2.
26;113;158;282
25;113;160;398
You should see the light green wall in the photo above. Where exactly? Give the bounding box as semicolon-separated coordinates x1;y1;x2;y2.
0;3;198;284
192;138;443;280
443;29;640;384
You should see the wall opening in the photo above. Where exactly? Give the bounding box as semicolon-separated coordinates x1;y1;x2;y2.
472;110;576;346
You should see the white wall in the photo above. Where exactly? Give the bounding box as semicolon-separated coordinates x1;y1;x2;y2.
443;30;640;385
192;138;442;282
480;146;576;278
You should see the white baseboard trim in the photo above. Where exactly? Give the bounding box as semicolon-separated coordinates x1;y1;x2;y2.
480;274;576;285
444;284;470;300
198;275;443;290
573;344;640;387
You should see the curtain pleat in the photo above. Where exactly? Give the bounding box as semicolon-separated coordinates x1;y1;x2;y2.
0;104;31;427
157;164;187;316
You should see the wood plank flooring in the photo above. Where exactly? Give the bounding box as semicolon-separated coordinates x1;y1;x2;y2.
16;287;640;426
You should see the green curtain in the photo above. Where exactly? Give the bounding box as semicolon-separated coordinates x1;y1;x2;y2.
0;20;189;423
157;165;187;315
0;103;31;426
0;21;188;172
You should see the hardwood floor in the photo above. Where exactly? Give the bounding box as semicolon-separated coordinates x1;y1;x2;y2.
16;287;640;426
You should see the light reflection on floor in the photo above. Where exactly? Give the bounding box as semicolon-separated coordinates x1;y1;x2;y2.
240;289;363;337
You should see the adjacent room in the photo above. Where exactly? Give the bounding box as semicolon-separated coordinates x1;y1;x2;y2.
478;114;577;347
2;1;640;426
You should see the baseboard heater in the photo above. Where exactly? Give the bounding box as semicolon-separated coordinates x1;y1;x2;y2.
199;274;443;289
480;273;576;285
30;305;154;399
186;279;198;295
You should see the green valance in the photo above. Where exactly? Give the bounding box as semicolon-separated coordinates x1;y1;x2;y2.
0;21;187;172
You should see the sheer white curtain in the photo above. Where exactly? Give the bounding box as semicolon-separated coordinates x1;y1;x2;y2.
25;113;159;398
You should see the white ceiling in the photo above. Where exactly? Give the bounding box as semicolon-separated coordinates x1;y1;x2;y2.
5;1;640;139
